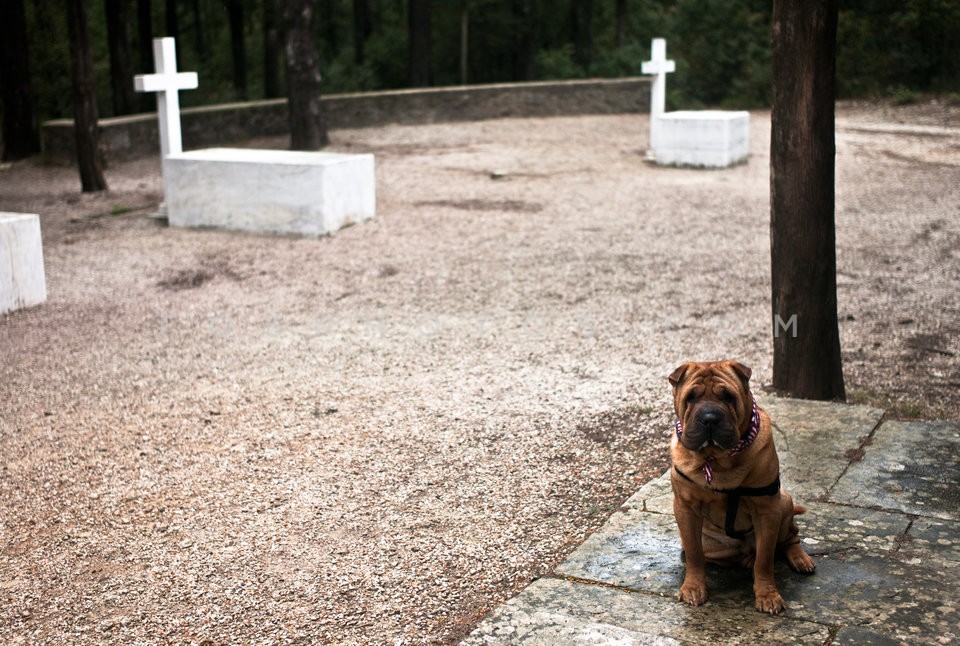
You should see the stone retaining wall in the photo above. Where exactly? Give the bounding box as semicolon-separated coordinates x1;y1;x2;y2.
42;77;649;164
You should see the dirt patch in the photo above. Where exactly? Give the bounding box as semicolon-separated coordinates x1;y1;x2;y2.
416;198;544;213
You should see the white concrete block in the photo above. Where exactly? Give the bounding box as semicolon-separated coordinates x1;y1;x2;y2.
0;213;47;315
163;148;376;236
654;110;750;168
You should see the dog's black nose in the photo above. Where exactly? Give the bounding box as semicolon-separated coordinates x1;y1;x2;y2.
699;410;722;429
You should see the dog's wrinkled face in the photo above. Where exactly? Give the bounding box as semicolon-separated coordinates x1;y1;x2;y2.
669;360;754;454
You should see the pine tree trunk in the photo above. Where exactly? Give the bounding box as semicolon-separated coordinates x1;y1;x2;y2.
66;0;108;192
615;0;627;49
227;0;247;99
459;0;468;85
191;0;205;57
137;0;155;112
408;0;431;87
570;0;593;70
320;0;338;60
0;0;41;160
353;0;372;66
770;0;844;400
511;0;536;81
165;0;179;42
263;0;281;97
281;0;328;150
105;0;138;116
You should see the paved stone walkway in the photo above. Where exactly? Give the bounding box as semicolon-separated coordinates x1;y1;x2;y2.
464;399;959;644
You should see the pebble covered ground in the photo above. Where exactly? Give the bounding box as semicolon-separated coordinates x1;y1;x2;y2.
1;102;958;644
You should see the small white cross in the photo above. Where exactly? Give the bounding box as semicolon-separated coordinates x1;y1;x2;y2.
642;38;675;152
134;38;198;157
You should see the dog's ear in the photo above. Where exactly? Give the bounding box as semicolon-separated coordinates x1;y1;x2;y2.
669;363;693;388
727;361;752;385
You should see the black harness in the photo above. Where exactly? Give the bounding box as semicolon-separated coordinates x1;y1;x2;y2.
675;466;781;539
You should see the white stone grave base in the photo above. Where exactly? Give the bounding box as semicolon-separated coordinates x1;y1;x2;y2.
1;213;47;315
163;148;375;236
653;110;749;168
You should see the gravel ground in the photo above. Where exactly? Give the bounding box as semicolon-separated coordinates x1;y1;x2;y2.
1;101;958;644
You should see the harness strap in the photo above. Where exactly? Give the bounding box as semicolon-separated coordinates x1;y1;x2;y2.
674;466;781;539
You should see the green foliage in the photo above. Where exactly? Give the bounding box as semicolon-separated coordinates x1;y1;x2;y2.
20;0;960;123
837;0;960;98
535;46;583;80
890;85;922;106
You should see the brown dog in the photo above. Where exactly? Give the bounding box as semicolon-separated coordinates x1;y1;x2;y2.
668;360;815;614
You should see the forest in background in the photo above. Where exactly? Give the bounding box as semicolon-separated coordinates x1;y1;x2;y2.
11;0;960;125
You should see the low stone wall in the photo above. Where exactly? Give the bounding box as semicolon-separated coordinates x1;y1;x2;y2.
42;77;649;164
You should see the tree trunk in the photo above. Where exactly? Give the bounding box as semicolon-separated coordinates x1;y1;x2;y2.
191;0;205;57
0;0;41;160
137;0;155;111
570;0;593;70
353;0;372;66
66;0;108;192
770;0;844;400
105;0;138;116
408;0;431;87
165;0;179;41
263;0;281;97
320;0;338;61
511;0;536;81
226;0;247;99
459;0;468;85
615;0;627;49
280;0;328;150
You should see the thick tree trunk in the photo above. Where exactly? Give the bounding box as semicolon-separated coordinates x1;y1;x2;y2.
353;0;372;66
280;0;328;150
226;0;247;99
0;0;41;160
770;0;844;400
263;0;281;97
66;0;108;192
105;0;138;116
137;0;155;111
408;0;431;87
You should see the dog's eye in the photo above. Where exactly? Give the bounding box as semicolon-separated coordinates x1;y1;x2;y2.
685;391;698;403
720;389;735;403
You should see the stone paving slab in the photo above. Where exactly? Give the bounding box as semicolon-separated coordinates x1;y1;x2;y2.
464;401;960;645
760;398;884;501
461;577;831;645
830;420;960;521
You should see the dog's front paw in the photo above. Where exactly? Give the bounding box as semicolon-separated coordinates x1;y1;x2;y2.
678;579;708;606
754;587;786;615
785;544;816;574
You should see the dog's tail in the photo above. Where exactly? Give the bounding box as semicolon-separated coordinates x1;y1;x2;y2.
793;504;808;516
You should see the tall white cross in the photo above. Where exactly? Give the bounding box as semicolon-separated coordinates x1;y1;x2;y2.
641;38;675;152
133;38;198;157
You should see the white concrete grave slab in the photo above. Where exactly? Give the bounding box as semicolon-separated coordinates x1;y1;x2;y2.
135;37;376;236
1;213;47;315
656;110;749;168
163;148;375;236
642;38;749;168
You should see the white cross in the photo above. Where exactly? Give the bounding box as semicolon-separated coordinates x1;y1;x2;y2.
641;38;675;152
134;38;198;157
